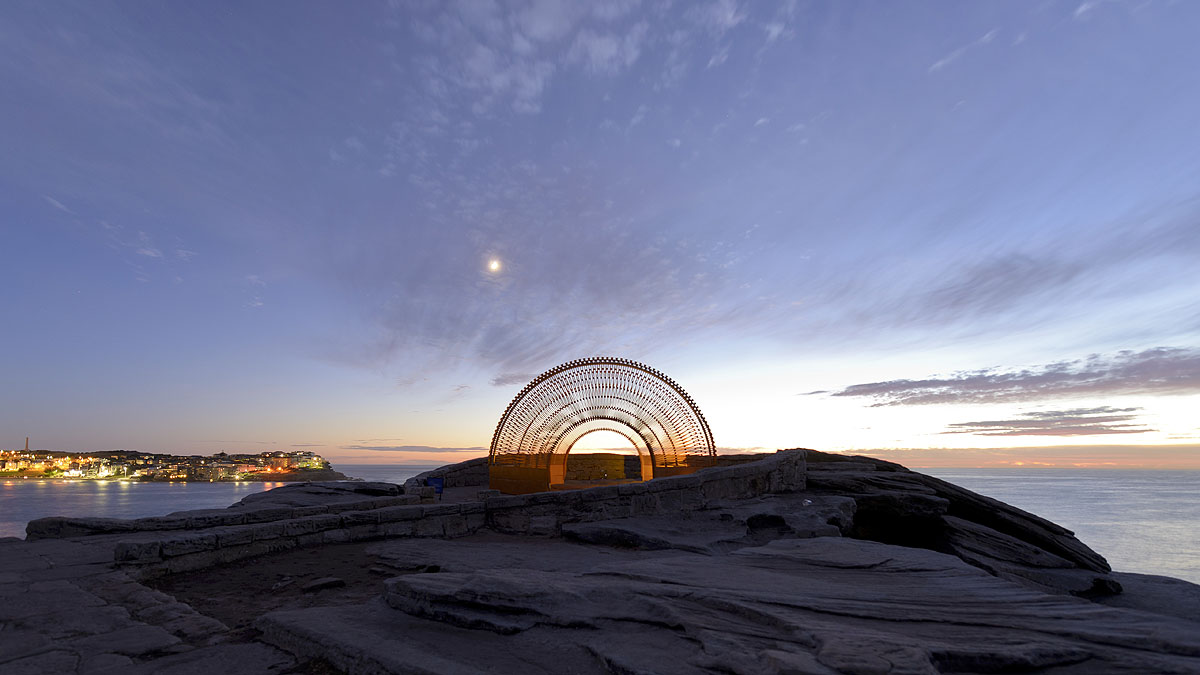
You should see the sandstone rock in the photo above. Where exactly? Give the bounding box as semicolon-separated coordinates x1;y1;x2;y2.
1096;571;1200;622
119;643;294;675
0;649;80;675
0;629;52;663
66;624;181;657
261;537;1200;674
79;653;134;675
13;604;136;641
803;450;1119;595
301;576;346;593
6;447;1199;675
0;580;106;621
233;481;400;508
115;540;162;562
367;532;686;576
25;517;139;540
259;604;565;675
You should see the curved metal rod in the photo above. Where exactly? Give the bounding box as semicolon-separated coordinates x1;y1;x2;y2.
489;357;715;469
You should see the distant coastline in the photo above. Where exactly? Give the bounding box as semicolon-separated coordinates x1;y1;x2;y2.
0;448;343;482
0;467;350;483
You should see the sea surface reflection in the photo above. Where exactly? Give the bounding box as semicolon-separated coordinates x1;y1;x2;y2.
0;479;281;539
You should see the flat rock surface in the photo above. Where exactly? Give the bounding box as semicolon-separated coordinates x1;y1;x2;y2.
561;494;854;553
368;531;694;573
0;538;294;675
263;536;1200;674
1096;572;1200;623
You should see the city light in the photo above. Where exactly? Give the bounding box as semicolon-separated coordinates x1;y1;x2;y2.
0;448;332;482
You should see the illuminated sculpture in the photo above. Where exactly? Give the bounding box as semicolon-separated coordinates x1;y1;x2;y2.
488;357;715;494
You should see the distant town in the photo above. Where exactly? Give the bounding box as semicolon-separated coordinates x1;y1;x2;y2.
0;438;338;482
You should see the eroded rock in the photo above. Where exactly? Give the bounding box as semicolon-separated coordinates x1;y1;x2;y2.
301;576;346;593
260;537;1200;674
232;481;400;508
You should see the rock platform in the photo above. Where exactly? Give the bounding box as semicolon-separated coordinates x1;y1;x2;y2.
2;449;1198;674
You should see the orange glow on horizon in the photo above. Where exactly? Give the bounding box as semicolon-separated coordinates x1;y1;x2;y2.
859;444;1200;470
319;443;1200;470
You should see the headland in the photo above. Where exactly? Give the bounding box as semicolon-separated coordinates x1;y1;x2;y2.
2;449;1197;674
0;449;346;482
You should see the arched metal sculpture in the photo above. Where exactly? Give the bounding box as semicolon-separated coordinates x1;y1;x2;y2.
489;357;715;494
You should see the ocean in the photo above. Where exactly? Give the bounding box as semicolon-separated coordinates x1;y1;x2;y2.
2;465;1196;584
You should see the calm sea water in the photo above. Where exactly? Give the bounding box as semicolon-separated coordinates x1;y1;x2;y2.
3;465;1196;584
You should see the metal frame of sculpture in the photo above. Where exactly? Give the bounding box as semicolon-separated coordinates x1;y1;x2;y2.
488;357;716;494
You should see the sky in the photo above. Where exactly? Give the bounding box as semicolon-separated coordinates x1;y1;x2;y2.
2;1;1198;469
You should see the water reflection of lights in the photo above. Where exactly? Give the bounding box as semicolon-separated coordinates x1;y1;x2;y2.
2;479;308;539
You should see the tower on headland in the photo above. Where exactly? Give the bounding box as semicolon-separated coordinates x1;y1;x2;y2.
25;437;29;452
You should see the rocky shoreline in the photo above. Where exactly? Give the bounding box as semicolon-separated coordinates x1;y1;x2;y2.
2;449;1198;674
236;468;350;482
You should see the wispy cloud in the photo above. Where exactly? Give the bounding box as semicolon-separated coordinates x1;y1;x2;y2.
567;23;648;75
329;136;366;163
245;274;266;308
629;104;647;127
706;45;729;68
687;0;746;36
87;220;196;283
43;195;76;215
929;29;998;73
943;406;1153;437
829;347;1200;406
904;253;1085;323
762;21;786;44
396;0;649;116
491;372;535;387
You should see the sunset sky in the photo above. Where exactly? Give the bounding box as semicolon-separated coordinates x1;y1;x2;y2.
3;1;1198;468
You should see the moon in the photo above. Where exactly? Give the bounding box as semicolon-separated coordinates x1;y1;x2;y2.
488;259;501;273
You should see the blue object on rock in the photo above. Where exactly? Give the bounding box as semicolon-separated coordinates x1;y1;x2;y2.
426;477;444;495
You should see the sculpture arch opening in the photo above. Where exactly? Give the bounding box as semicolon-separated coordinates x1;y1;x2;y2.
488;357;715;494
562;429;652;484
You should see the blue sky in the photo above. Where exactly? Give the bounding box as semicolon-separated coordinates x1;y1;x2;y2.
3;1;1198;467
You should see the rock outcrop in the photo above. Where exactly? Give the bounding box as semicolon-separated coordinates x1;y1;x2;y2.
231;480;401;507
801;451;1120;597
5;448;1199;674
